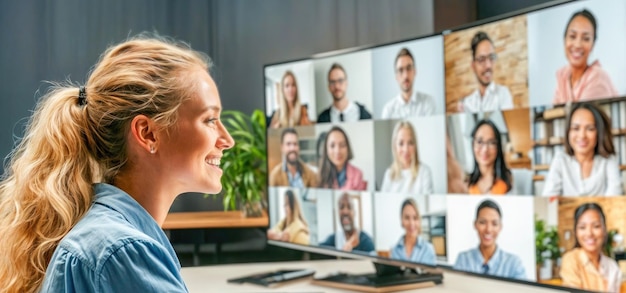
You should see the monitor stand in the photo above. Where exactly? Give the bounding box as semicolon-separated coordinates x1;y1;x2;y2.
311;262;443;293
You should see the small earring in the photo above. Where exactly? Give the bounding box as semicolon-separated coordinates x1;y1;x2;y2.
150;145;155;154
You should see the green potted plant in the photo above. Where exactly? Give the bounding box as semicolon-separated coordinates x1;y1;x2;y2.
604;229;618;258
535;218;561;281
213;109;267;217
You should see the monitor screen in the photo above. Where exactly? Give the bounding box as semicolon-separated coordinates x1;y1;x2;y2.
263;0;626;292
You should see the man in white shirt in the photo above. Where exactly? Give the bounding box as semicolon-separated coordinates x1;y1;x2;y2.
458;31;514;113
382;48;436;119
317;63;372;123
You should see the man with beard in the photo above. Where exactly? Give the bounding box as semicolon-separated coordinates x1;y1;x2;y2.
320;193;375;254
382;48;436;119
269;128;317;188
457;31;513;113
317;63;372;123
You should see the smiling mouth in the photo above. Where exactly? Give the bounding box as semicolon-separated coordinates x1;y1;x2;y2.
576;141;589;148
583;238;597;246
206;158;221;167
569;50;584;59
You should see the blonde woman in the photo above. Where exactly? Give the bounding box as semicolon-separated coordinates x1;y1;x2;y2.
390;198;436;265
0;35;234;292
269;70;312;128
267;189;310;245
380;121;433;195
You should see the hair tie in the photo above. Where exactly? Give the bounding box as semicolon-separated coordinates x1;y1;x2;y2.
78;86;87;106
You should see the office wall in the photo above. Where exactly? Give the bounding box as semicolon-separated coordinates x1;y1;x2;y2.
477;0;554;20
0;0;435;176
212;0;436;117
0;0;214;173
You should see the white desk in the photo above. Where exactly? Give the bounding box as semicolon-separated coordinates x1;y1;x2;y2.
181;259;570;292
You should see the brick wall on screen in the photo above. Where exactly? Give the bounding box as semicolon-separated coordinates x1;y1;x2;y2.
444;15;528;112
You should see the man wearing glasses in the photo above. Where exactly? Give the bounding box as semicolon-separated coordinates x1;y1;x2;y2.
457;31;513;113
317;63;372;123
381;48;436;119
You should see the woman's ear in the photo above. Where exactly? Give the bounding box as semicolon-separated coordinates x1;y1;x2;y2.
128;114;158;154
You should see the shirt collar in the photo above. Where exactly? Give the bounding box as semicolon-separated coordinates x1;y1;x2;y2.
482;82;496;97
474;245;502;269
282;160;302;173
395;235;424;249
331;101;356;114
93;183;163;242
396;91;416;104
577;248;609;276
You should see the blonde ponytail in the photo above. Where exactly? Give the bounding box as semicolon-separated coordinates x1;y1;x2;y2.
0;85;98;293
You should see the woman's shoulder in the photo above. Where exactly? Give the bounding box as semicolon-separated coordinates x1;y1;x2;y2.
498;248;523;263
56;212;158;271
419;163;432;174
555;65;571;79
583;61;618;96
560;248;582;264
347;163;363;174
601;253;620;270
551;151;570;165
290;218;308;230
491;178;508;194
587;61;612;79
420;237;435;251
596;154;619;163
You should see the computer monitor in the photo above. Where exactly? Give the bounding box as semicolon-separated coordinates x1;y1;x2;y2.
264;0;626;292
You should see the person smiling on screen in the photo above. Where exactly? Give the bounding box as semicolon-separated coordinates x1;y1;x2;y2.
390;198;437;266
269;70;313;128
320;193;375;254
468;120;512;195
318;126;367;191
457;32;513;113
542;103;622;196
267;189;310;245
269;128;317;188
381;48;436;119
380;121;433;195
560;203;621;293
454;200;526;280
553;9;618;105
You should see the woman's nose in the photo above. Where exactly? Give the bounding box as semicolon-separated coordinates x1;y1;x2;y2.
218;124;235;150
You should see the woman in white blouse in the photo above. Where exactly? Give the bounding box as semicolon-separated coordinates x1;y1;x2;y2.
542;103;623;196
380;121;433;194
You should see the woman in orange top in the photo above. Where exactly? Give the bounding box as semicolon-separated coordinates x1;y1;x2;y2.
559;203;621;292
269;70;313;128
468;119;512;195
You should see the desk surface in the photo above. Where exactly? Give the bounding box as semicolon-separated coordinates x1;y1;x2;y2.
162;211;268;229
181;259;569;293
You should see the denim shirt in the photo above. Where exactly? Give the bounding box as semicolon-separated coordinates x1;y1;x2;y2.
337;166;347;188
453;246;526;280
40;183;187;292
390;236;437;266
